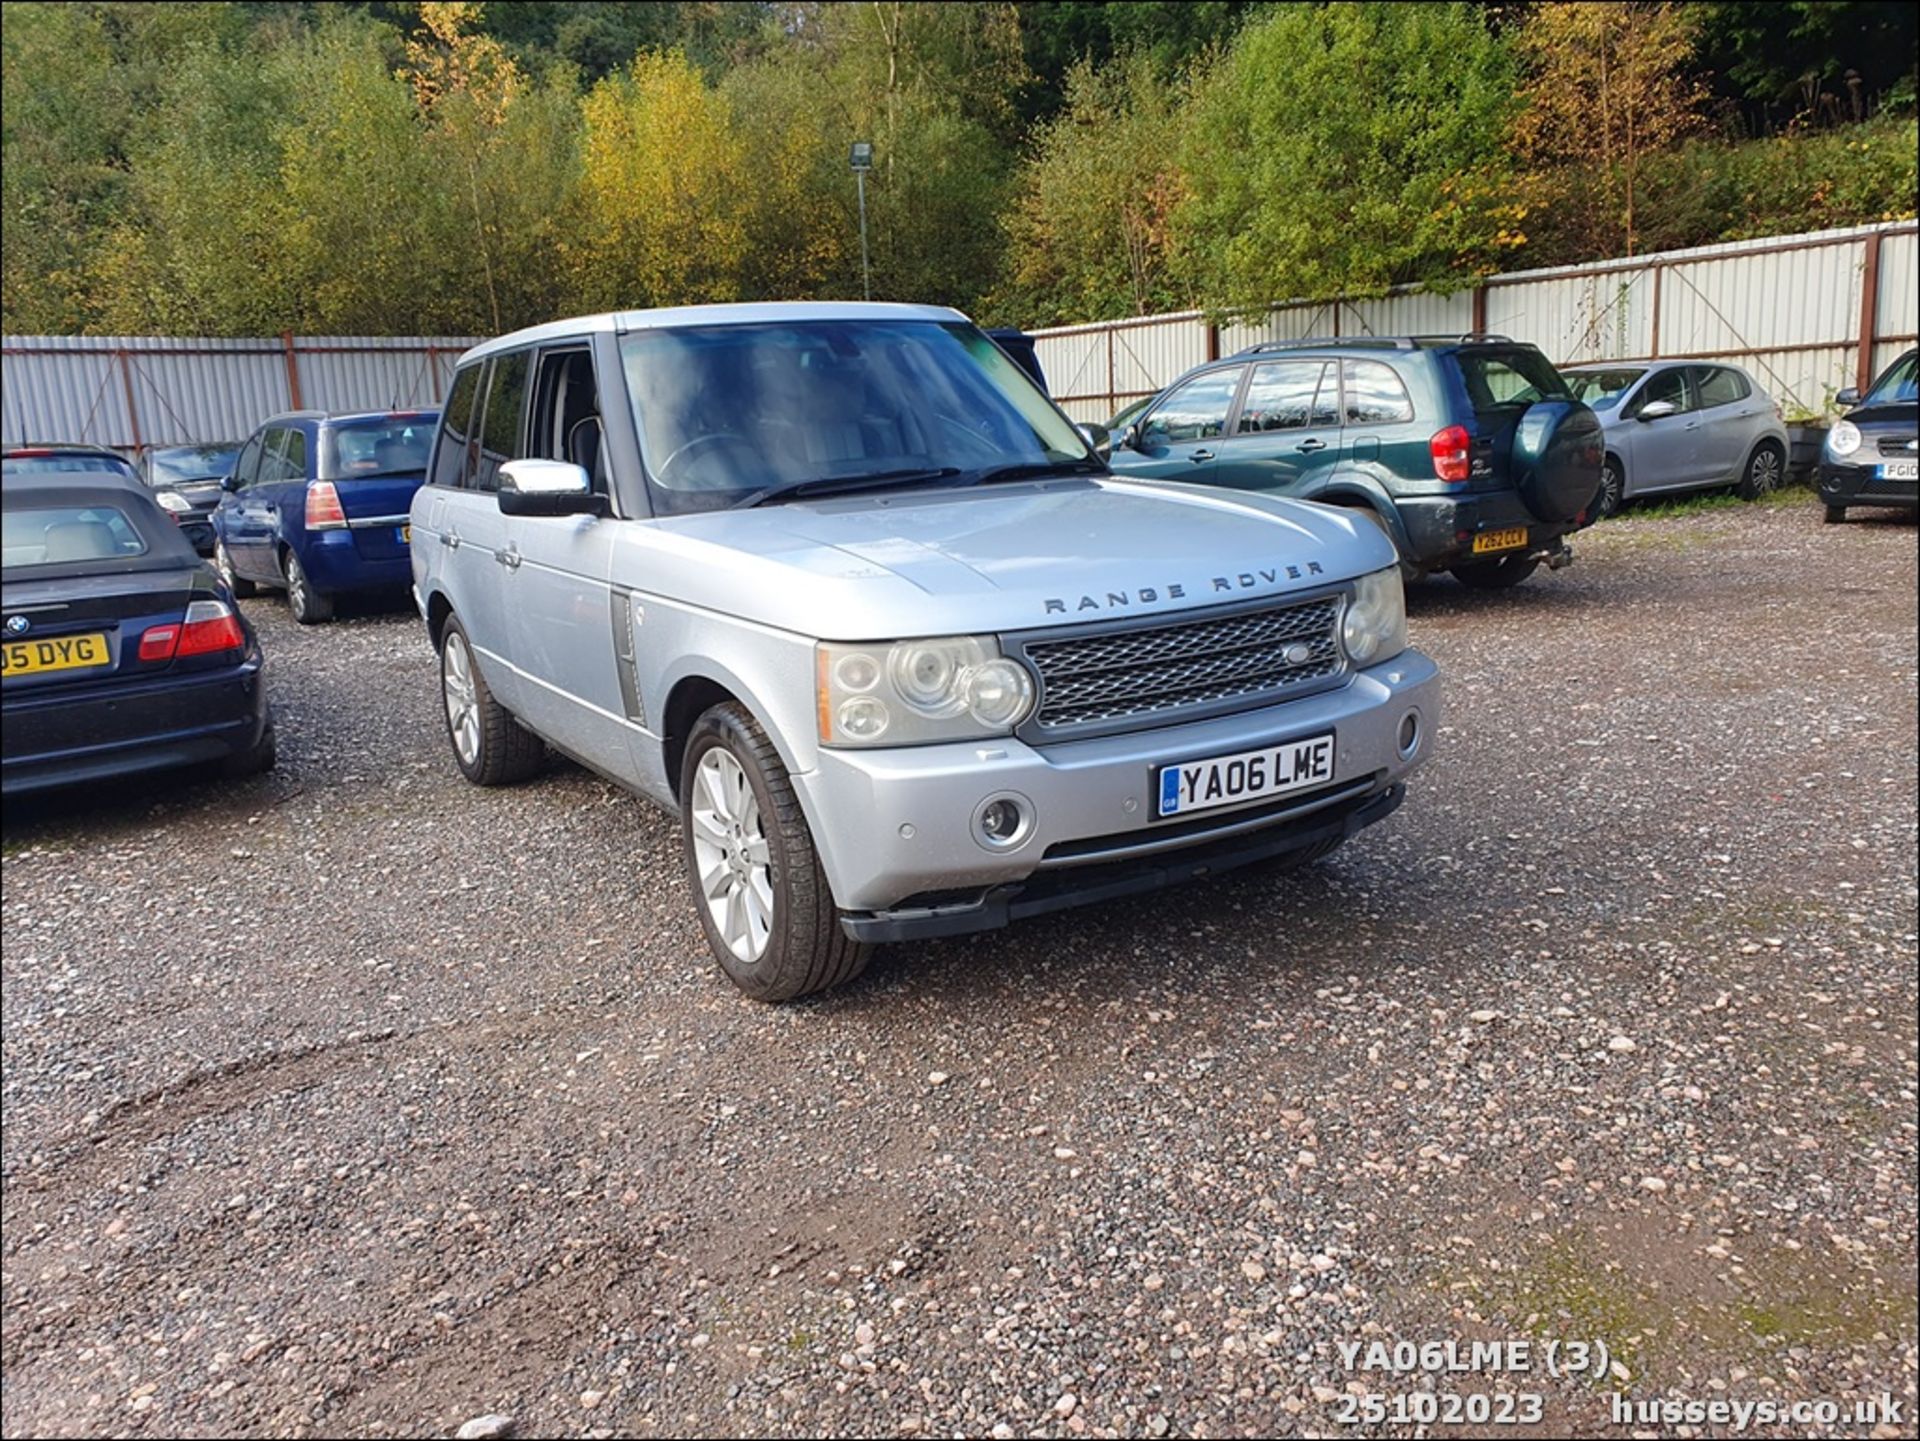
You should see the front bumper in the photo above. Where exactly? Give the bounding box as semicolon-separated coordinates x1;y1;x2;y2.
2;658;268;795
1818;460;1919;511
1395;489;1587;570
798;649;1439;917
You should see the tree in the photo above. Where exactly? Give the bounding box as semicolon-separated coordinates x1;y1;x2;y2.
1178;3;1525;314
1687;1;1919;132
573;51;751;309
1513;1;1708;255
994;55;1193;324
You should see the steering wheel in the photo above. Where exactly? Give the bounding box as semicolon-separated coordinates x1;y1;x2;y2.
658;431;756;486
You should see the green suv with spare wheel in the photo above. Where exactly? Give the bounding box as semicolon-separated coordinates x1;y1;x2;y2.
1105;336;1605;588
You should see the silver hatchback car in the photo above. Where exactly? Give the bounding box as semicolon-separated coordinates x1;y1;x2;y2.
1562;360;1789;516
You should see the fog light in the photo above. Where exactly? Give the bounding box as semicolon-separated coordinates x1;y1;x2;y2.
972;792;1034;852
1397;710;1421;759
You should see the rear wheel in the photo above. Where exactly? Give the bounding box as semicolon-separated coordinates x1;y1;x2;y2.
439;618;544;785
680;702;871;1002
1452;554;1541;590
1736;441;1785;501
1824;504;1848;525
221;715;277;779
283;550;334;624
215;538;257;598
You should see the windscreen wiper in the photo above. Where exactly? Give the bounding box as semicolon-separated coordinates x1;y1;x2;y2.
739;468;962;508
959;459;1106;487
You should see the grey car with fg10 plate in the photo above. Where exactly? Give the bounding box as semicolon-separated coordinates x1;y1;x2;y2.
411;303;1439;1000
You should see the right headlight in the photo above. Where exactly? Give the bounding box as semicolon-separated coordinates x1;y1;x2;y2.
1827;420;1862;457
818;635;1036;747
154;488;193;514
1342;567;1407;668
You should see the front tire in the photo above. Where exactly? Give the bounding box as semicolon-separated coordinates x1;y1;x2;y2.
1451;554;1541;590
439;618;544;786
1823;504;1847;525
1594;457;1625;518
284;550;334;624
1736;441;1785;501
215;538;257;598
680;703;871;1002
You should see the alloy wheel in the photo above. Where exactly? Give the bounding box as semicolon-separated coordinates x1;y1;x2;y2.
442;630;481;767
689;747;774;964
1748;447;1782;496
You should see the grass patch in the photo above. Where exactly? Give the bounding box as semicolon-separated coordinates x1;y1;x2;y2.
1613;480;1815;523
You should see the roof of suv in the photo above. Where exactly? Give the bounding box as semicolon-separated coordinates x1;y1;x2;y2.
463;301;971;367
1231;334;1533;358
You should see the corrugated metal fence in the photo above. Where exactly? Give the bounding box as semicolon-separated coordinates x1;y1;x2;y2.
0;334;482;452
1035;221;1919;423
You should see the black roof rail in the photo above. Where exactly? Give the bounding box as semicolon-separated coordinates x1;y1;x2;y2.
1233;336;1416;356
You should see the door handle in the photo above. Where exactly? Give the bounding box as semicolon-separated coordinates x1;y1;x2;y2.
442;532;461;550
495;546;521;570
1189;449;1214;462
1296;438;1327;453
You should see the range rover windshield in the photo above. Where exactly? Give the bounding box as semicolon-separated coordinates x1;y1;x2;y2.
618;320;1095;514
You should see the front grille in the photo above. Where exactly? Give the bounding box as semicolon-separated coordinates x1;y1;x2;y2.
1020;595;1344;738
1858;473;1918;498
1875;435;1918;458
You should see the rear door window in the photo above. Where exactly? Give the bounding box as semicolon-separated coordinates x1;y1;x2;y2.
1237;361;1332;433
281;427;309;481
1145;368;1242;444
1341;359;1415;425
1692;366;1749;408
431;365;484;489
472;353;529;492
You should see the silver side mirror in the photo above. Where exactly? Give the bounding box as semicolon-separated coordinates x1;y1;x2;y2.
1077;422;1111;460
1636;399;1678;421
498;459;605;517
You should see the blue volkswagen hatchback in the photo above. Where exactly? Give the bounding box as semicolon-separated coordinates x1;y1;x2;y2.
213;409;436;623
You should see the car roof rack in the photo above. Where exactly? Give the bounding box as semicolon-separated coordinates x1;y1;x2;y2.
1444;333;1515;344
1233;336;1416;356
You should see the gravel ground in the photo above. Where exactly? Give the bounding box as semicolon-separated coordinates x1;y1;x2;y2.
3;498;1915;1440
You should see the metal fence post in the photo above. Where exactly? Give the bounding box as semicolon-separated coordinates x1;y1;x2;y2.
1856;232;1882;390
281;331;304;409
117;349;143;452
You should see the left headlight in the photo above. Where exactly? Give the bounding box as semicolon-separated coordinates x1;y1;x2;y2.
155;489;193;514
1341;567;1407;667
818;636;1036;747
1827;420;1862;457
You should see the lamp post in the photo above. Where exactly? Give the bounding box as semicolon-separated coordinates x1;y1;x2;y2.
849;141;873;300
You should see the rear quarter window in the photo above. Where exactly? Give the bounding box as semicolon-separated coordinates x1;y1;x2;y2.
2;504;148;569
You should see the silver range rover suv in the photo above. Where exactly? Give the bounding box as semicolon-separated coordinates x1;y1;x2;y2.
411;303;1440;1000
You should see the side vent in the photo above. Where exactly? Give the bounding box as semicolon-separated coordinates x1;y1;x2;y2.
609;590;646;727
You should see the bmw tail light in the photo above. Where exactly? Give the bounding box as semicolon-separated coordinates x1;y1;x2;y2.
305;480;347;530
176;599;245;656
1429;425;1472;484
138;625;181;662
